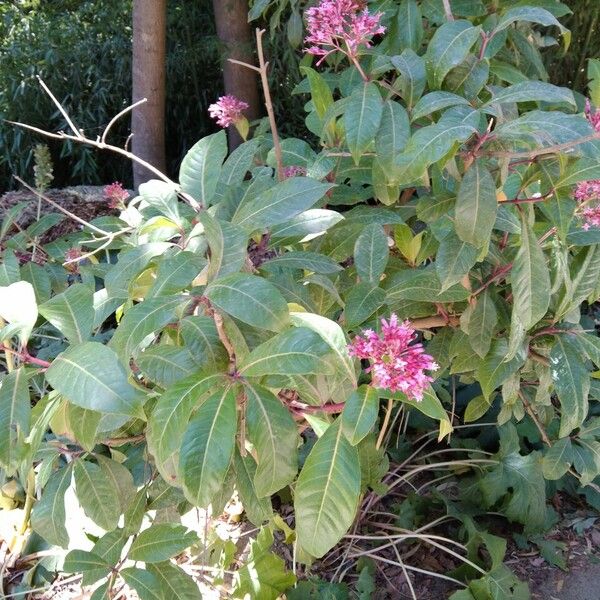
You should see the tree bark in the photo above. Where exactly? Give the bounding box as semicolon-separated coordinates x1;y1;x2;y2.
132;0;167;188
212;0;261;149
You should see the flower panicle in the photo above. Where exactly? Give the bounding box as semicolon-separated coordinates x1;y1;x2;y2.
349;314;438;402
103;181;129;209
304;0;385;64
208;95;249;128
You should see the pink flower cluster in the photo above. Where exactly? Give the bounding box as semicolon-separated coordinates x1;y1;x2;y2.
282;165;307;178
208;95;249;128
104;182;129;209
574;101;600;230
305;0;385;64
348;314;438;402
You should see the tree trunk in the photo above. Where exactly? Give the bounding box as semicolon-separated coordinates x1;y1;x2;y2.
132;0;167;188
212;0;261;149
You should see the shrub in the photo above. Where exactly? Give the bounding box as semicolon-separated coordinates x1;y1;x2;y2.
2;0;600;597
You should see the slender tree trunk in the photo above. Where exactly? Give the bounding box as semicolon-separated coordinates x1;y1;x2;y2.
132;0;167;188
212;0;261;149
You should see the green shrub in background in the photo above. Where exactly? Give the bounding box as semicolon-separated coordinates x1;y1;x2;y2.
0;0;223;190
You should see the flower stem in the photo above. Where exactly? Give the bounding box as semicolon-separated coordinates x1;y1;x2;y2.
376;398;394;450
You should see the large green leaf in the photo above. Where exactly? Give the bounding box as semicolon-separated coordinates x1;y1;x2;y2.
121;568;163;600
200;212;248;282
104;243;171;299
138;180;182;225
455;161;498;249
232;177;332;233
234;452;273;526
39;284;94;344
31;464;72;548
0;368;29;473
493;6;570;48
426;20;481;89
395;0;423;52
96;455;136;514
344;283;386;327
147;562;202;600
542;438;573;480
129;524;199;563
73;460;121;531
260;251;342;274
137;345;198;388
220;138;261;187
46;342;144;417
436;231;478;292
385;266;470;303
147;372;229;484
550;337;590;438
179;131;227;206
180;386;237;507
270;208;344;240
354;224;389;285
391;49;426;109
376;101;410;171
462;289;498;358
67;404;100;452
63;550;110;573
206;273;289;332
82;528;128;586
239;327;332;377
412;91;470;121
20;261;51;304
147;251;205;297
109;295;187;363
477;339;526;400
244;383;298;497
344;82;383;164
510;214;550;329
487;81;575;108
342;385;379;446
295;420;361;558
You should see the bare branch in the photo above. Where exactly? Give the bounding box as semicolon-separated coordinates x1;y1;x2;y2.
37;76;83;138
101;98;147;145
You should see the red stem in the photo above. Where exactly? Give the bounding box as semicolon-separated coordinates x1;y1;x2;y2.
3;345;51;368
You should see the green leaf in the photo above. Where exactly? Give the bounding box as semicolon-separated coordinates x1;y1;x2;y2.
121;568;163;600
455;161;497;249
572;332;600;367
147;372;229;484
129;524;198;563
138;180;182;225
270;208;344;240
46;342;144;417
239;327;332;377
66;404;100;452
462;289;498;358
234;452;273;526
20;262;51;304
232;177;333;233
510;214;550;330
494;6;570;49
180;386;237;507
63;550;109;573
395;0;423;52
385;266;470;303
180;315;228;367
244;382;298;497
109;295;187;363
220;139;261;187
477;339;526;400
391;49;426;109
342;385;379;446
124;489;147;536
486;81;575;107
200;212;248;282
464;395;491;423
550;337;590;438
260;251;342;274
147;251;205;297
0;250;20;286
572;440;600;486
96;455;136;514
412;91;470;121
301;66;334;119
376;101;410;171
344;82;383;164
354;224;389;284
137;345;198;388
0;368;29;473
82;529;128;586
235;528;296;599
295;420;361;558
39;284;94;344
147;562;202;600
105;243;171;299
344;284;386;327
381;386;450;425
556;158;600;188
426;20;481;89
31;465;72;548
179;131;227;206
436;231;478;292
206;273;289;332
74;460;121;530
542;438;573;480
